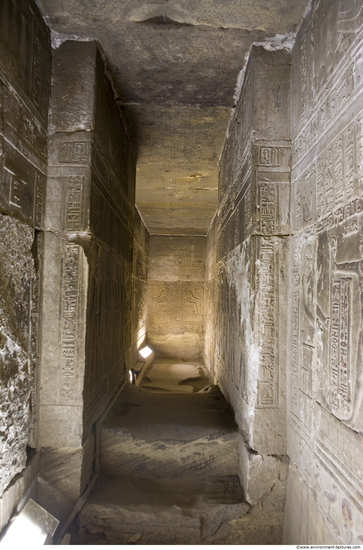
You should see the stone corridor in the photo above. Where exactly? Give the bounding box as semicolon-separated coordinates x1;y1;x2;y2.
1;0;363;545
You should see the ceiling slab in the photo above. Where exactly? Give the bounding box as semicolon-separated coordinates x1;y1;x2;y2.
38;0;311;235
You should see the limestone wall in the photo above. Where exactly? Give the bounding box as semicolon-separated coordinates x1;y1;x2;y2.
131;211;149;366
0;0;51;520
284;0;363;544
147;235;206;360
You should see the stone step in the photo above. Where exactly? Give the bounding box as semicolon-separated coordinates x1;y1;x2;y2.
78;475;249;545
100;383;240;479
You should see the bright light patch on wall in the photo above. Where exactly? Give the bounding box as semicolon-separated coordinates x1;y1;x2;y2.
0;499;59;548
139;346;152;359
129;369;134;383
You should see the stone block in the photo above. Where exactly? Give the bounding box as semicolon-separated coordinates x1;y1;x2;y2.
50;41;97;134
251;46;291;141
238;438;288;505
38;435;94;523
39;406;84;449
0;451;39;533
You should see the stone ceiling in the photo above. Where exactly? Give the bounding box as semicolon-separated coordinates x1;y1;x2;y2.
38;0;311;235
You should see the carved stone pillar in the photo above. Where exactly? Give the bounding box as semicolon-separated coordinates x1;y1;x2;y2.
38;40;135;521
212;45;292;507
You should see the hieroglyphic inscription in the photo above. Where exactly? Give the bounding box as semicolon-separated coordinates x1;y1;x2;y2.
317;196;363;233
59;141;88;163
295;116;360;233
291;261;300;415
60;244;79;401
334;136;344;206
260;183;275;233
295;181;301;231
317;154;324;219
31;22;43;105
257;240;277;408
330;277;351;417
8;170;23;208
294;62;357;159
34;171;45;227
345;124;355;201
66;176;83;231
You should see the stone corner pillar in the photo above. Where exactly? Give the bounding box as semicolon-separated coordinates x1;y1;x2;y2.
37;40;99;521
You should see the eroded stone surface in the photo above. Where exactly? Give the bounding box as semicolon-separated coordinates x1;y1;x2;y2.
0;217;36;495
78;475;249;545
100;383;239;480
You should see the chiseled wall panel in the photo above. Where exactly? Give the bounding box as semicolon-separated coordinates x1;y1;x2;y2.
0;0;51;498
41;40;136;448
206;46;291;455
284;0;363;544
147;235;206;360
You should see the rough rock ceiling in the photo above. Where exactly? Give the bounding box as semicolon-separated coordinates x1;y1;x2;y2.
38;0;310;235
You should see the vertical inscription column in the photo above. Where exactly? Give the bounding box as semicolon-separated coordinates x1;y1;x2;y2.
38;42;97;449
241;47;291;454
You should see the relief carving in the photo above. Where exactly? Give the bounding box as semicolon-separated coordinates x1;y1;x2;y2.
60;244;79;401
59;141;88;164
152;284;170;315
257;240;277;408
316;210;363;432
66;175;83;231
184;284;203;316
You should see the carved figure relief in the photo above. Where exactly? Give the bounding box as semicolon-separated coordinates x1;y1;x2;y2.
316;207;363;432
152;284;170;315
184;284;202;316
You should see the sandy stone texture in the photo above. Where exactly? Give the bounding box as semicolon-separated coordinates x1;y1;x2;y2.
148;235;206;359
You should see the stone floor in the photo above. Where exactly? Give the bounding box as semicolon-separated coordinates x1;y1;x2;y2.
140;358;212;392
76;359;252;544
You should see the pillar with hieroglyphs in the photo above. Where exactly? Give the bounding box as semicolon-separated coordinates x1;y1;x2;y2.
38;40;136;521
